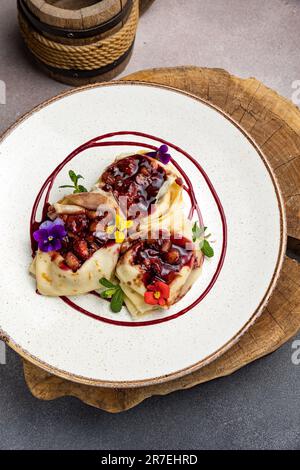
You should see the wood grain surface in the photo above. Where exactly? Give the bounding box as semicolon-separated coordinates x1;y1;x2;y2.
24;0;125;29
126;67;300;241
23;66;300;412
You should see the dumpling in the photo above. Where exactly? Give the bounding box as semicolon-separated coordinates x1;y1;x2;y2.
116;226;203;318
95;151;183;232
30;191;121;296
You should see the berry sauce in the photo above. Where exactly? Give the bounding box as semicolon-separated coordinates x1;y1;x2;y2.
131;232;194;286
101;154;167;218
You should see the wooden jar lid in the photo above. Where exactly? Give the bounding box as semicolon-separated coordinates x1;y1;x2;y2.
22;0;132;39
24;1;129;30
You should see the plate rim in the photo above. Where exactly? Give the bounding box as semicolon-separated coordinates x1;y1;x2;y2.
0;80;287;388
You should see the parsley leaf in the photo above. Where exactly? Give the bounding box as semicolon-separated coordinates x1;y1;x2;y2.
111;289;124;313
99;278;124;313
59;170;88;193
68;170;77;183
192;221;206;242
99;278;116;289
76;185;88;193
201;239;214;258
192;221;214;258
100;288;117;299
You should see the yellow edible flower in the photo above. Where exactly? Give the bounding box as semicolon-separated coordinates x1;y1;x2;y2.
106;213;133;244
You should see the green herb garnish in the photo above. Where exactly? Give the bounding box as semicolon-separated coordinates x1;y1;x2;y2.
192;222;206;242
201;239;214;258
99;278;124;313
192;221;214;258
59;170;88;193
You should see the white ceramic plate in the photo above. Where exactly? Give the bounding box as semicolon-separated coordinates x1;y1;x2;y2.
0;82;286;387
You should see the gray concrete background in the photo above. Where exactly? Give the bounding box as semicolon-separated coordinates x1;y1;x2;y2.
0;0;299;450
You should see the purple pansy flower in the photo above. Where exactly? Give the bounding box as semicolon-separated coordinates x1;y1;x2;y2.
33;218;67;253
147;144;171;165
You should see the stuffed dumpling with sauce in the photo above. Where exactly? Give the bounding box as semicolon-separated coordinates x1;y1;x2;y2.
30;192;120;296
116;225;203;318
95;151;184;233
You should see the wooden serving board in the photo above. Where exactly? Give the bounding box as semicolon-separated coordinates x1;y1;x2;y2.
23;67;300;412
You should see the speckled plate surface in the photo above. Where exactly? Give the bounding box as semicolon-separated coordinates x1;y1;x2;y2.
0;82;286;387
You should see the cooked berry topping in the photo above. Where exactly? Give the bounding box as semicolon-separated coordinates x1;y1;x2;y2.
131;232;194;286
40;208;116;272
101;155;167;217
64;251;81;271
